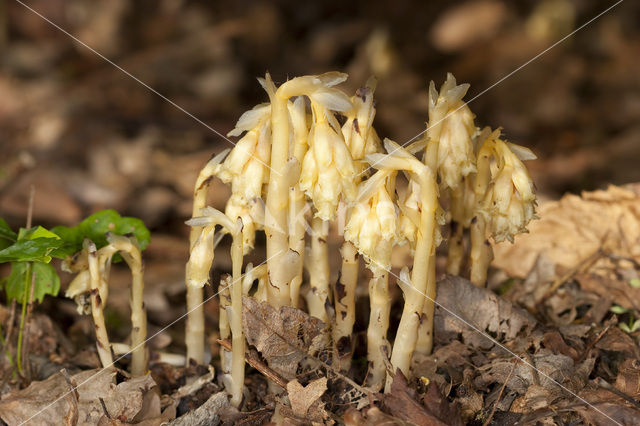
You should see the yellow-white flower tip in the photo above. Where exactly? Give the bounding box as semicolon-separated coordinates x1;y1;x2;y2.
313;71;349;88
83;238;97;253
309;89;352;113
186;226;215;288
395;266;412;294
342;80;379;161
227;104;271;138
218;121;271;201
345;171;397;269
65;269;90;299
300;120;357;220
481;137;537;243
427;74;476;189
224;196;258;253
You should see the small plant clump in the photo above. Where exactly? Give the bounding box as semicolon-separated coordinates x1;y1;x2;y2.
0;210;150;376
185;71;537;403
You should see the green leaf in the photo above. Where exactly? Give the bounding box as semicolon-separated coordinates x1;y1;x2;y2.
0;218;17;250
631;320;640;333
52;210;150;257
619;323;631;333
610;305;629;315
18;226;61;242
0;238;64;263
629;278;640;289
3;262;60;303
115;217;150;250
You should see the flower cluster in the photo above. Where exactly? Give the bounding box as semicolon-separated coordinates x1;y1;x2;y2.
477;129;537;242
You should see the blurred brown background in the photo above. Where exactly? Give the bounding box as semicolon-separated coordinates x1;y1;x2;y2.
0;0;638;334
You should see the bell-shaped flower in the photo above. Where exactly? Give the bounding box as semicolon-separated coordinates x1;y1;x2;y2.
300;105;357;220
341;78;382;174
216;103;271;252
428;73;477;190
218;104;271;200
478;130;537;242
344;170;398;270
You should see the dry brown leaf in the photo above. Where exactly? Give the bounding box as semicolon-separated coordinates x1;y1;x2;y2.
493;185;640;272
434;275;537;349
493;185;640;310
381;370;461;426
242;297;330;380
286;378;327;419
614;359;640;400
0;368;157;426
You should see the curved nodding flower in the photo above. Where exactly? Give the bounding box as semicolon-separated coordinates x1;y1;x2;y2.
216;103;271;252
342;77;383;174
428;73;477;189
299;102;357;220
397;179;446;252
344;169;398;271
477;128;537;243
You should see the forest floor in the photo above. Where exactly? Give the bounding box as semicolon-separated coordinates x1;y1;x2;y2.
0;1;639;424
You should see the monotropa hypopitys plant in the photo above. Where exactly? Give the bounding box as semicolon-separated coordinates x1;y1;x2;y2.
184;71;537;404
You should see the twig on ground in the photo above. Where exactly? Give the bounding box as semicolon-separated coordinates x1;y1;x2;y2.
217;338;287;389
482;360;516;426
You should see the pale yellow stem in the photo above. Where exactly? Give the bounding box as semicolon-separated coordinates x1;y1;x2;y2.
86;240;113;369
366;266;391;391
387;169;437;391
230;221;245;407
218;274;232;375
470;143;493;287
185;151;229;365
446;188;465;275
414;254;436;356
266;75;332;308
333;241;359;371
470;216;493;286
289;98;309;307
305;217;330;322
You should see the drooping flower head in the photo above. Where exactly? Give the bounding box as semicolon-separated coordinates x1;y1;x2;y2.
477;128;537;242
299;87;357;220
427;73;477;190
342;77;383;176
344;169;398;271
215;103;271;251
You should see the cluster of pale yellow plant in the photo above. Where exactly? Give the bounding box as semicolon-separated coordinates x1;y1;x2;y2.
185;71;537;406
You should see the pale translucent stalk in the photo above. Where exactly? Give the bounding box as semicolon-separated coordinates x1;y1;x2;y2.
414;254;436;356
230;222;245;407
218;275;232;375
86;241;113;369
108;235;147;376
305;217;330;322
185;226;214;366
470;144;493;286
470;215;493;286
289;98;308;307
446;188;464;275
333;241;359;371
387;170;436;392
186;151;228;365
366;265;391;390
266;76;327;308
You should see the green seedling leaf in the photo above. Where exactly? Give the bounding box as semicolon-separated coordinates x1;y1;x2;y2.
0;237;64;263
631;320;640;333
610;305;629;315
52;209;150;257
629;278;640;289
2;262;60;303
619;323;631;333
0;218;17;250
18;226;61;242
